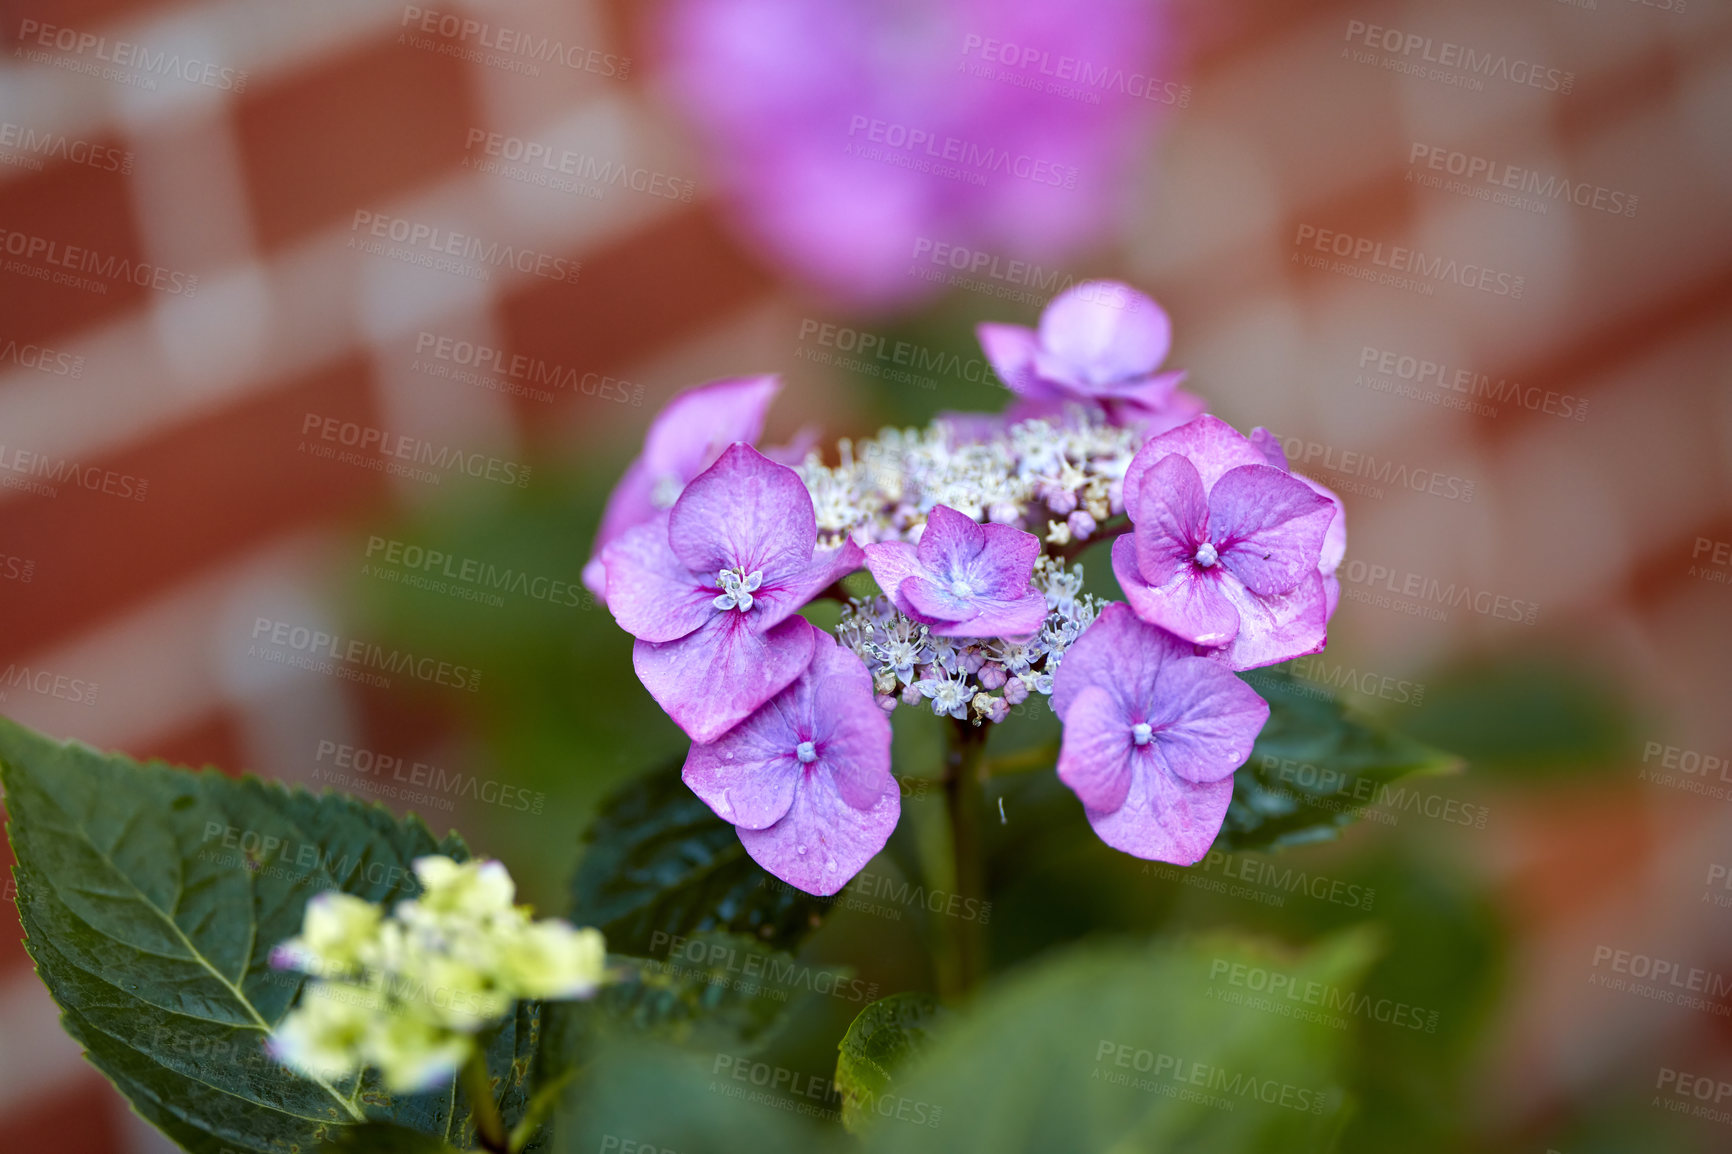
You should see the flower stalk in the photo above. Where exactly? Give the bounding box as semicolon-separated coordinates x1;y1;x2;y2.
462;1048;509;1153
940;719;991;998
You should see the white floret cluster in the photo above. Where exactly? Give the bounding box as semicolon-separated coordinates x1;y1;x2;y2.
796;407;1141;547
806;408;1131;725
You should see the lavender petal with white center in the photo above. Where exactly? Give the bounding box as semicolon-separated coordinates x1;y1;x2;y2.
863;504;1046;638
1115;416;1334;670
1051;604;1270;864
603;443;863;742
683;631;898;895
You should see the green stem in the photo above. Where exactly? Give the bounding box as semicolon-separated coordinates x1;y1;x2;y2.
939;719;990;999
461;1048;509;1154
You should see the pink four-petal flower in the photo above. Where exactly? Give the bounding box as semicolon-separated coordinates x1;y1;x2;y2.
1051;603;1270;864
977;280;1206;436
862;504;1047;638
1113;415;1336;670
602;443;863;742
683;630;899;895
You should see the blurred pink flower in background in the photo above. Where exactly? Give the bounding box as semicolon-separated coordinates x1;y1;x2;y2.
656;0;1175;309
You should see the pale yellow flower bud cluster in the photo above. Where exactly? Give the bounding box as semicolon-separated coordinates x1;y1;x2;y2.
268;856;607;1092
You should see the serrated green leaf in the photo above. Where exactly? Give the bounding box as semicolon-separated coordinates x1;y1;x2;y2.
859;932;1375;1154
835;992;953;1135
571;760;832;954
0;715;542;1154
320;1122;463;1152
1223;666;1459;851
597;931;815;1052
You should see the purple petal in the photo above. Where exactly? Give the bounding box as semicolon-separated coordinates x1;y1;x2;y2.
1208;570;1329;671
970;521;1043;597
1112;386;1207;440
588;377;780;576
588;456;657;593
738;769;899;897
668;444;818;579
1036;281;1171;388
913;504;986;571
642;375;780;477
1122;414;1269;514
1051;601;1189;720
1112;535;1240;649
1209;465;1335;596
862;540;924;616
922;588;1049;639
1082;769;1234;865
683;631;890;829
633;614;817;743
806;633;896;810
1299;474;1347;578
1130;454;1210;588
753;538;865;628
1055;686;1136;813
1143;658;1270;784
601;517;717;643
1104;368;1186;407
901;574;978;624
975;323;1054;399
1247;426;1290;470
682;721;803;831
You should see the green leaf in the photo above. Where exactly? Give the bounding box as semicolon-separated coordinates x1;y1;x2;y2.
597;931;818;1051
835;992;953;1135
859;931;1375;1154
320;1123;463;1152
1225;666;1460;851
1391;655;1635;780
552;1035;844;1154
571;760;833;955
0;715;541;1154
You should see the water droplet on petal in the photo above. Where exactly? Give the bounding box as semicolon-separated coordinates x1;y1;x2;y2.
824;859;836;872
796;845;807;855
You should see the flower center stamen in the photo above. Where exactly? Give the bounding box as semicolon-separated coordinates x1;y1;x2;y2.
1193;542;1219;569
712;567;765;612
795;741;818;764
1131;722;1153;746
950;577;975;599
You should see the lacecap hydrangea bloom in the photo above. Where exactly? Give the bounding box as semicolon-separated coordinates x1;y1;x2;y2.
268;857;607;1092
594;281;1344;888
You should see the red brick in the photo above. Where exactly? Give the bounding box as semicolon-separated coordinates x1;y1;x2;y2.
0;354;387;663
0;1070;124;1154
0;137;143;346
236;32;478;250
3;0;182;45
498;205;775;441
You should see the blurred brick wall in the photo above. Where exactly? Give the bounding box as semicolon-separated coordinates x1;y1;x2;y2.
0;0;1728;1149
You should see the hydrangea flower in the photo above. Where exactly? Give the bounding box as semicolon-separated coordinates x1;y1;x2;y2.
602;443;864;742
592;283;1348;893
863;504;1046;637
656;0;1169;308
584;375;781;597
1051;603;1269;863
1250;426;1347;619
682;630;898;895
269;857;606;1093
977;281;1205;435
1113;415;1336;670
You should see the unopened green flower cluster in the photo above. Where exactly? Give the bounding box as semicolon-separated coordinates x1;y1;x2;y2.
268;856;606;1091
